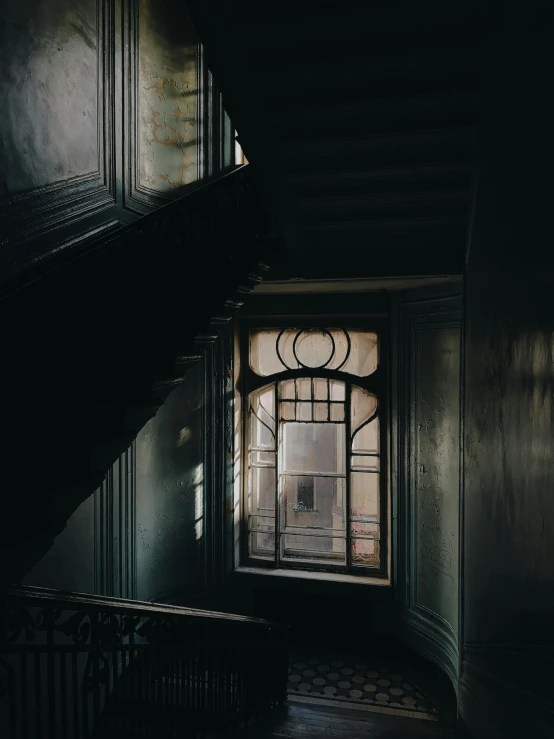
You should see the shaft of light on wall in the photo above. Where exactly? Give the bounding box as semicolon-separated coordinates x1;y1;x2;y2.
235;135;248;165
194;463;204;541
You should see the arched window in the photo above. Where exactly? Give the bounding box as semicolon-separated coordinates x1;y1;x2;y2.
241;324;387;576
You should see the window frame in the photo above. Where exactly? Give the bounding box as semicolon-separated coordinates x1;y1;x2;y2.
237;313;389;580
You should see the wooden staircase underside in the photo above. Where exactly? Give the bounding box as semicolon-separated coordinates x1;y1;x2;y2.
190;0;481;280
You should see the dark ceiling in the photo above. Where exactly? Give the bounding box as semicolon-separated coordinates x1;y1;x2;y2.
190;0;481;281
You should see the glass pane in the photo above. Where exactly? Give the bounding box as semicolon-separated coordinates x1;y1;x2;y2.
250;450;275;467
351;454;379;472
249;329;297;375
280;379;295;400
296;378;312;400
352;538;380;567
338;331;378;377
249;386;275;450
298;402;312;422
283;475;345;530
294;330;335;368
352;417;379;454
314;378;328;401
249;329;378;377
314;403;329;422
282;423;346;474
330;404;345;422
351;387;377;437
330;380;345;401
281;533;346;565
280;402;296;421
351;521;380;538
249;466;275;512
351;471;380;521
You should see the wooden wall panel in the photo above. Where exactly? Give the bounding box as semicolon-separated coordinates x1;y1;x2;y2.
1;0;229;285
398;289;462;690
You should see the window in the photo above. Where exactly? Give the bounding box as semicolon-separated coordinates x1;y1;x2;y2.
239;321;387;577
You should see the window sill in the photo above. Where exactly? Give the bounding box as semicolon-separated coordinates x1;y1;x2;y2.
233;565;391;590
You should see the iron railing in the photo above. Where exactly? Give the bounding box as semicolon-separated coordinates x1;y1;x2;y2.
0;586;288;738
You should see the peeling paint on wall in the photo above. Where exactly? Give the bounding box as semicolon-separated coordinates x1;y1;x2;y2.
138;0;199;193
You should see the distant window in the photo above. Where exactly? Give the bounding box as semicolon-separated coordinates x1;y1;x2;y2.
240;324;387;576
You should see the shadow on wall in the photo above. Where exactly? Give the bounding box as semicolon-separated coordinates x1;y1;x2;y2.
135;360;206;603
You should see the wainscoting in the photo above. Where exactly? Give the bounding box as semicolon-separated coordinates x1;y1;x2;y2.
395;287;463;692
1;0;232;288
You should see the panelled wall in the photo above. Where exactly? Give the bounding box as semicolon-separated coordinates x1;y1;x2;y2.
1;0;233;286
395;288;462;690
24;335;232;604
459;5;554;736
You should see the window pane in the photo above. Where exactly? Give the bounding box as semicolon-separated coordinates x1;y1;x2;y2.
250;450;275;467
314;378;328;400
282;423;345;474
249;466;275;512
330;380;345;401
351;471;380;521
337;331;378;377
298;402;312;422
249;329;296;375
283;475;345;530
280;379;295;399
330;404;345;422
314;403;329;422
249;386;275;449
280;401;296;421
249;532;274;557
351;387;377;437
281;533;346;565
296;378;311;400
352;539;380;567
249;329;378;377
294;330;335;368
352;420;379;454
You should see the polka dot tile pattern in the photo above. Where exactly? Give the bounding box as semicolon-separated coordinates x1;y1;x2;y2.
287;649;439;719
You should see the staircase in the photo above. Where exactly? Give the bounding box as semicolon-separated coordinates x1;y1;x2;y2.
188;0;481;279
0;585;288;738
1;586;453;738
0;165;277;588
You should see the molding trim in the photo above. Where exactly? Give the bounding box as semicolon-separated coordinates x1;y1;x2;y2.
1;0;117;264
94;442;136;599
398;291;463;692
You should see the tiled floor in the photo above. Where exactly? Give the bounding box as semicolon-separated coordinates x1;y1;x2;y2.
287;648;440;721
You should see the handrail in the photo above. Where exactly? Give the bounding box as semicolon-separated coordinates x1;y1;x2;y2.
0;585;289;738
2;585;280;628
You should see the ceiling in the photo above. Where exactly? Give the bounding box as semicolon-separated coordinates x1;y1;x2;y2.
190;0;481;282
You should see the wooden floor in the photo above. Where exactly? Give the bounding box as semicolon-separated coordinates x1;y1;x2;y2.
234;700;454;739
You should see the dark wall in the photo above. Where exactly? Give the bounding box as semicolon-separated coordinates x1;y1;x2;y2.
0;0;228;284
19;346;224;604
23;494;96;594
135;360;205;603
1;0;99;196
460;6;554;737
397;290;462;690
